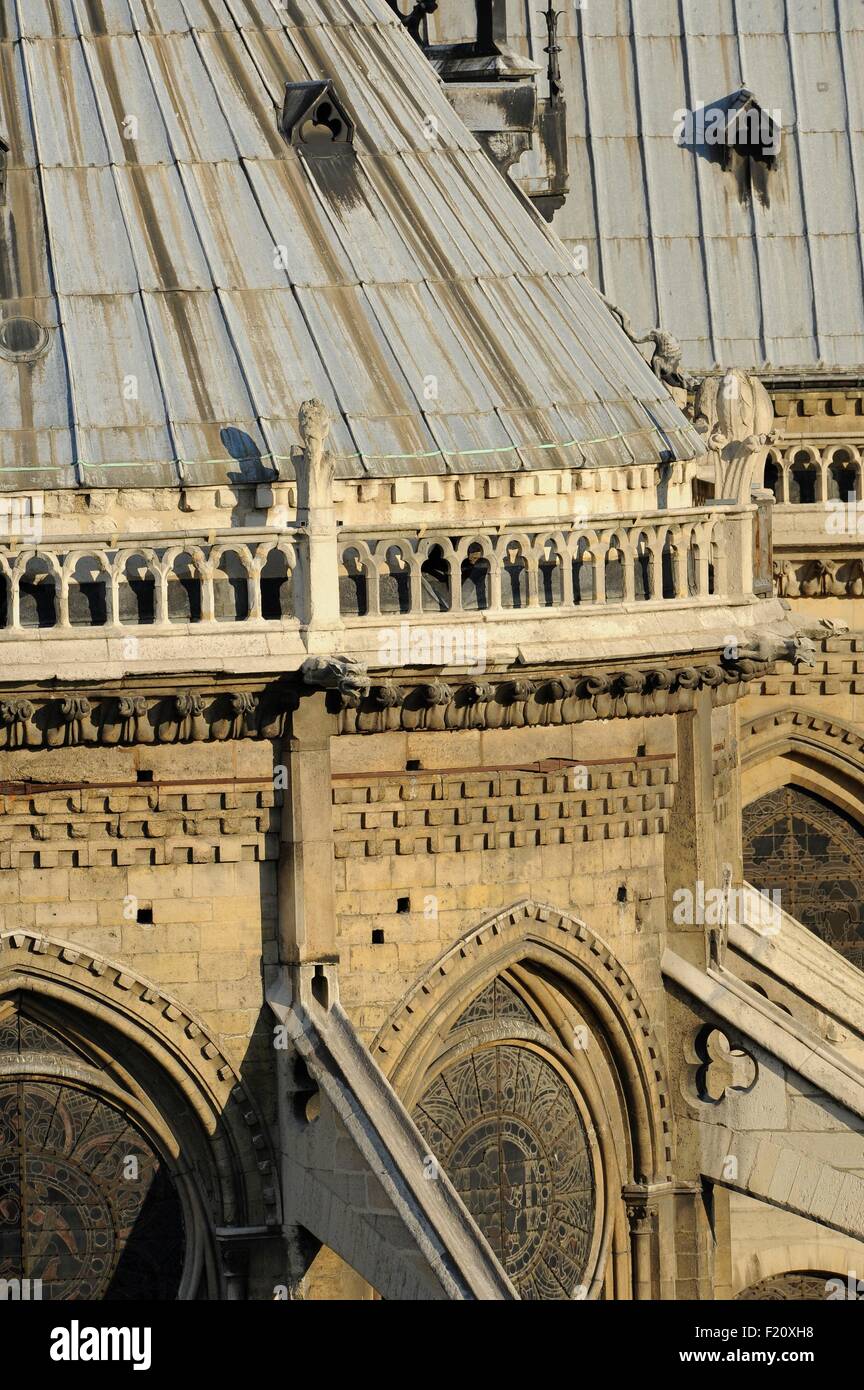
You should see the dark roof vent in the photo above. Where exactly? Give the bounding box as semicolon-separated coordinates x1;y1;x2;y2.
0;316;49;361
280;81;354;151
722;89;781;163
676;89;781;207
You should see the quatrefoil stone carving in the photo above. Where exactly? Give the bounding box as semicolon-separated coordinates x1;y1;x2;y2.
697;1028;757;1102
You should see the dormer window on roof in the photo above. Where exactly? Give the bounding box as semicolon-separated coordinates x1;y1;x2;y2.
676;89;781;207
676;89;781;164
280;81;355;151
722;90;781;165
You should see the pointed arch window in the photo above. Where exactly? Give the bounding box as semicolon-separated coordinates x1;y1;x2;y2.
411;974;597;1299
743;786;864;969
0;998;185;1300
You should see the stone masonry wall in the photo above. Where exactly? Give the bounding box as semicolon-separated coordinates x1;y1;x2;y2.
331;715;682;1051
0;738;279;1122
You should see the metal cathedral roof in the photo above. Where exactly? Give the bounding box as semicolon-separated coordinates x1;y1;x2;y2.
556;0;864;375
0;0;702;490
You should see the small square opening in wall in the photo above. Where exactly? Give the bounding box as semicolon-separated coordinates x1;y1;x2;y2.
137;906;153;924
617;886;627;903
397;897;410;913
372;928;385;944
136;770;154;783
406;759;421;772
637;744;646;757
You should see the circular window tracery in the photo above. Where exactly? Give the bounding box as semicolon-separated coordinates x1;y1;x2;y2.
0;1009;184;1300
413;1038;596;1300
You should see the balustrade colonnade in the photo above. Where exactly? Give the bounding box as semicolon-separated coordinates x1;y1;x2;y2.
0;504;760;635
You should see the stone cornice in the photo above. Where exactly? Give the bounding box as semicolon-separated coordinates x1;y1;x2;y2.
0;655;772;750
0;680;297;751
333;660;760;734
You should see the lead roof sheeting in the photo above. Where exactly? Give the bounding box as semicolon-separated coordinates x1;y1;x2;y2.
0;43;36;163
145;289;263;424
84;32;176;164
414;410;520;473
218;288;352;428
42;167;139;294
343;412;444;475
550;270;685;406
365;281;503;417
135;0;239;35
118;164;220;292
379;154;501;280
179;160;296;292
243;158;357;287
58;293;170;429
305;154;427;286
0;321;68;431
3;428;74;475
194;30;290;160
0;173;52;300
142;33;243;163
0;0;702;485
513;275;624;403
25;39;111;166
75;423;176;468
559;0;864;373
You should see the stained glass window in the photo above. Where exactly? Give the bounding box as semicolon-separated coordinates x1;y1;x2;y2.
743;786;864;969
0;1006;184;1300
413;1033;595;1300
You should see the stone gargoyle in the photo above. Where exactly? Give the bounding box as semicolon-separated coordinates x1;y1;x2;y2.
729;631;818;672
598;294;698;391
300;656;371;700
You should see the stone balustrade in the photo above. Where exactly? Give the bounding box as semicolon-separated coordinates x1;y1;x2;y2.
764;443;862;505
0;530;299;632
0;501;767;664
765;441;864;599
337;506;756;621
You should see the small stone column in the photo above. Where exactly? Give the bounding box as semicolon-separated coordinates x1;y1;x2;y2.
623;1185;661;1300
216;1234;250;1300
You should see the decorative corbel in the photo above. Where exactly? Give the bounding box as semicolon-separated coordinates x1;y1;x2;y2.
59;696;93;747
172;691;207;743
0;698;35;750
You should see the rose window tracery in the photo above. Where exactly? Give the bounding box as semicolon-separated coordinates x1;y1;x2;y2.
412;978;596;1300
0;1005;184;1300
